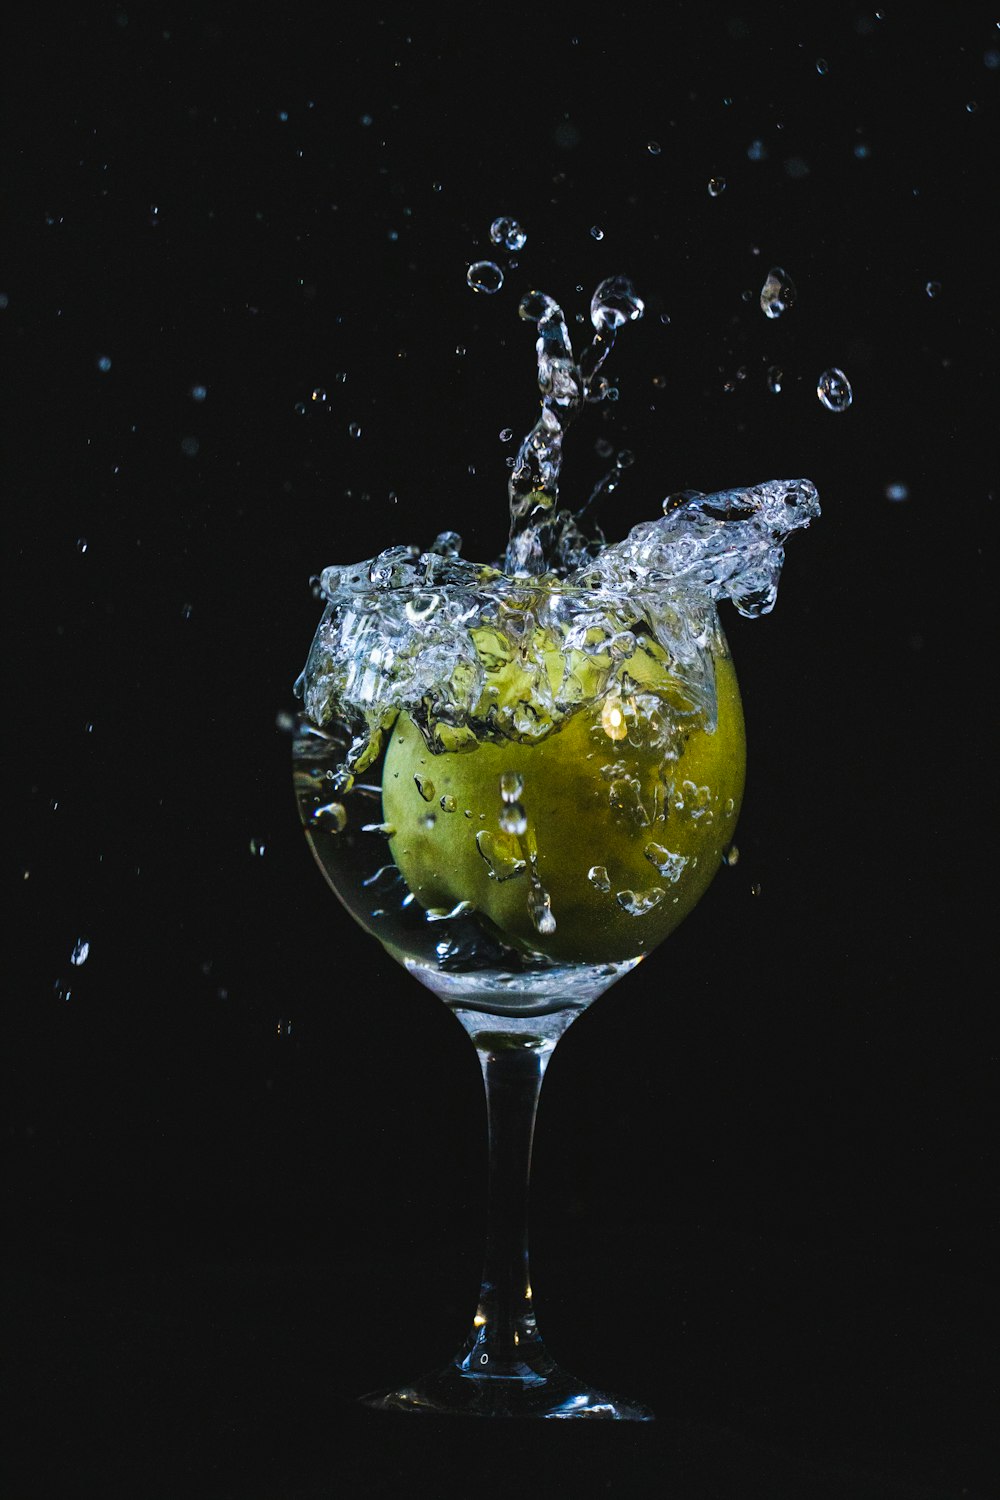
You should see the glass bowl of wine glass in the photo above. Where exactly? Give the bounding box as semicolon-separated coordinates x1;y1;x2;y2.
292;546;756;1419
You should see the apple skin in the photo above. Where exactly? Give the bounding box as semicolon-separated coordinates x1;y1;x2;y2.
382;645;745;965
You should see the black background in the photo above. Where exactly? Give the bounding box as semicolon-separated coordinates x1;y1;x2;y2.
5;5;997;1497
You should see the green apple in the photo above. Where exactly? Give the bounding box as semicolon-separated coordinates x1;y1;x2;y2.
382;638;745;965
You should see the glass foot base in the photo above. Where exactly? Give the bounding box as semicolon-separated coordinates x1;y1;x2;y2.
360;1363;653;1420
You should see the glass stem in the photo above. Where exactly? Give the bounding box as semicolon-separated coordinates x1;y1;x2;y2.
454;1038;557;1382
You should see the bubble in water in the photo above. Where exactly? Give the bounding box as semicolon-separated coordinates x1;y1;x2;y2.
817;368;852;411
499;801;528;835
414;774;436;802
760;266;796;319
647;140;661;155
467;260;504;294
499;771;524;803
925;280;941;298
71;937;90;966
707;176;726;197
590;225;604;240
588;865;611;892
489;216;527;252
439;794;457;813
767;365;783;395
723;844;740;866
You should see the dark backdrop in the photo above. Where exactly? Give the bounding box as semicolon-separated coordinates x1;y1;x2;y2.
5;6;996;1497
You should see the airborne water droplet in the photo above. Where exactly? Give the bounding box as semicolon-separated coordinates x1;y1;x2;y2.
817;367;853;411
71;937;90;966
467;260;504;294
767;365;783;394
760;266;796;319
489;216;527;251
707;176;726;197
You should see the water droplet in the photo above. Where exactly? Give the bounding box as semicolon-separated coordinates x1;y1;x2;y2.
925;280;941;298
707;176;726;197
644;843;688;883
767;365;783;395
647;140;661;155
760;266;796;319
180;436;199;456
439;794;457;813
816;57;828;75
885;481;910;502
499;771;524;803
467;260;504;294
817;367;852;412
499;428;514;442
97;355;112;372
966;100;978;113
70;937;90;966
853;141;871;159
414;774;436;802
527;877;556;935
723;844;740;866
590;225;604;240
426;901;475;922
311;387;327;403
615;888;665;916
751;882;762;897
190;384;207;401
476;830;527;883
489;216;527;251
347;421;362;438
747;139;767;161
591;275;644;331
249;838;266;857
498;802;527;835
77;537;89;553
312;801;347;832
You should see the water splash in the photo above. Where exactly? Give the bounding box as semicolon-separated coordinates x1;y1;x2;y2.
299;276;820;771
504;276;644;576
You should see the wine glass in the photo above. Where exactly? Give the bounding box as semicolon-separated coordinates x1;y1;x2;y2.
292;565;746;1419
